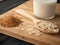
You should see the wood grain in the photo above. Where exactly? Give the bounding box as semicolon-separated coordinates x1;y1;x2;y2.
0;0;60;45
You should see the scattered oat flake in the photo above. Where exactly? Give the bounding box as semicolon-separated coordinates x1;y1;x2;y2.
20;22;42;35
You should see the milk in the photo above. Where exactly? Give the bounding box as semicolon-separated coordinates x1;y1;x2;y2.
33;0;57;19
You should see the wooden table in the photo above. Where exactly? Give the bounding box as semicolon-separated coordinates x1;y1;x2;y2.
0;0;60;45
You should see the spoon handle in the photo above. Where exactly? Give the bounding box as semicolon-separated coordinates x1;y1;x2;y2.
15;9;37;22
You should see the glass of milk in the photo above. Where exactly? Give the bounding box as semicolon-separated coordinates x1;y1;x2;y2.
33;0;57;19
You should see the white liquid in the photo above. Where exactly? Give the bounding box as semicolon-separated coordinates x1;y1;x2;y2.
33;0;57;19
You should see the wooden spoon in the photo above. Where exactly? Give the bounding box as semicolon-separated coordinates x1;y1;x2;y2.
15;9;59;34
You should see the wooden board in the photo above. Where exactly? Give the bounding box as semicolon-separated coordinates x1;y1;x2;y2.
0;0;60;45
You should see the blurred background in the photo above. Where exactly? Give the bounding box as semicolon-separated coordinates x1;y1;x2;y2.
0;0;60;45
58;0;60;3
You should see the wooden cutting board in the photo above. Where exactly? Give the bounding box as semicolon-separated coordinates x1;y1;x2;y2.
0;0;60;45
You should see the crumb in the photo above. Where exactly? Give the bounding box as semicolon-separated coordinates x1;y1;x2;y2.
20;22;42;35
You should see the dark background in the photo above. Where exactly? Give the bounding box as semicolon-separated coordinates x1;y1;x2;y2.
57;0;60;3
